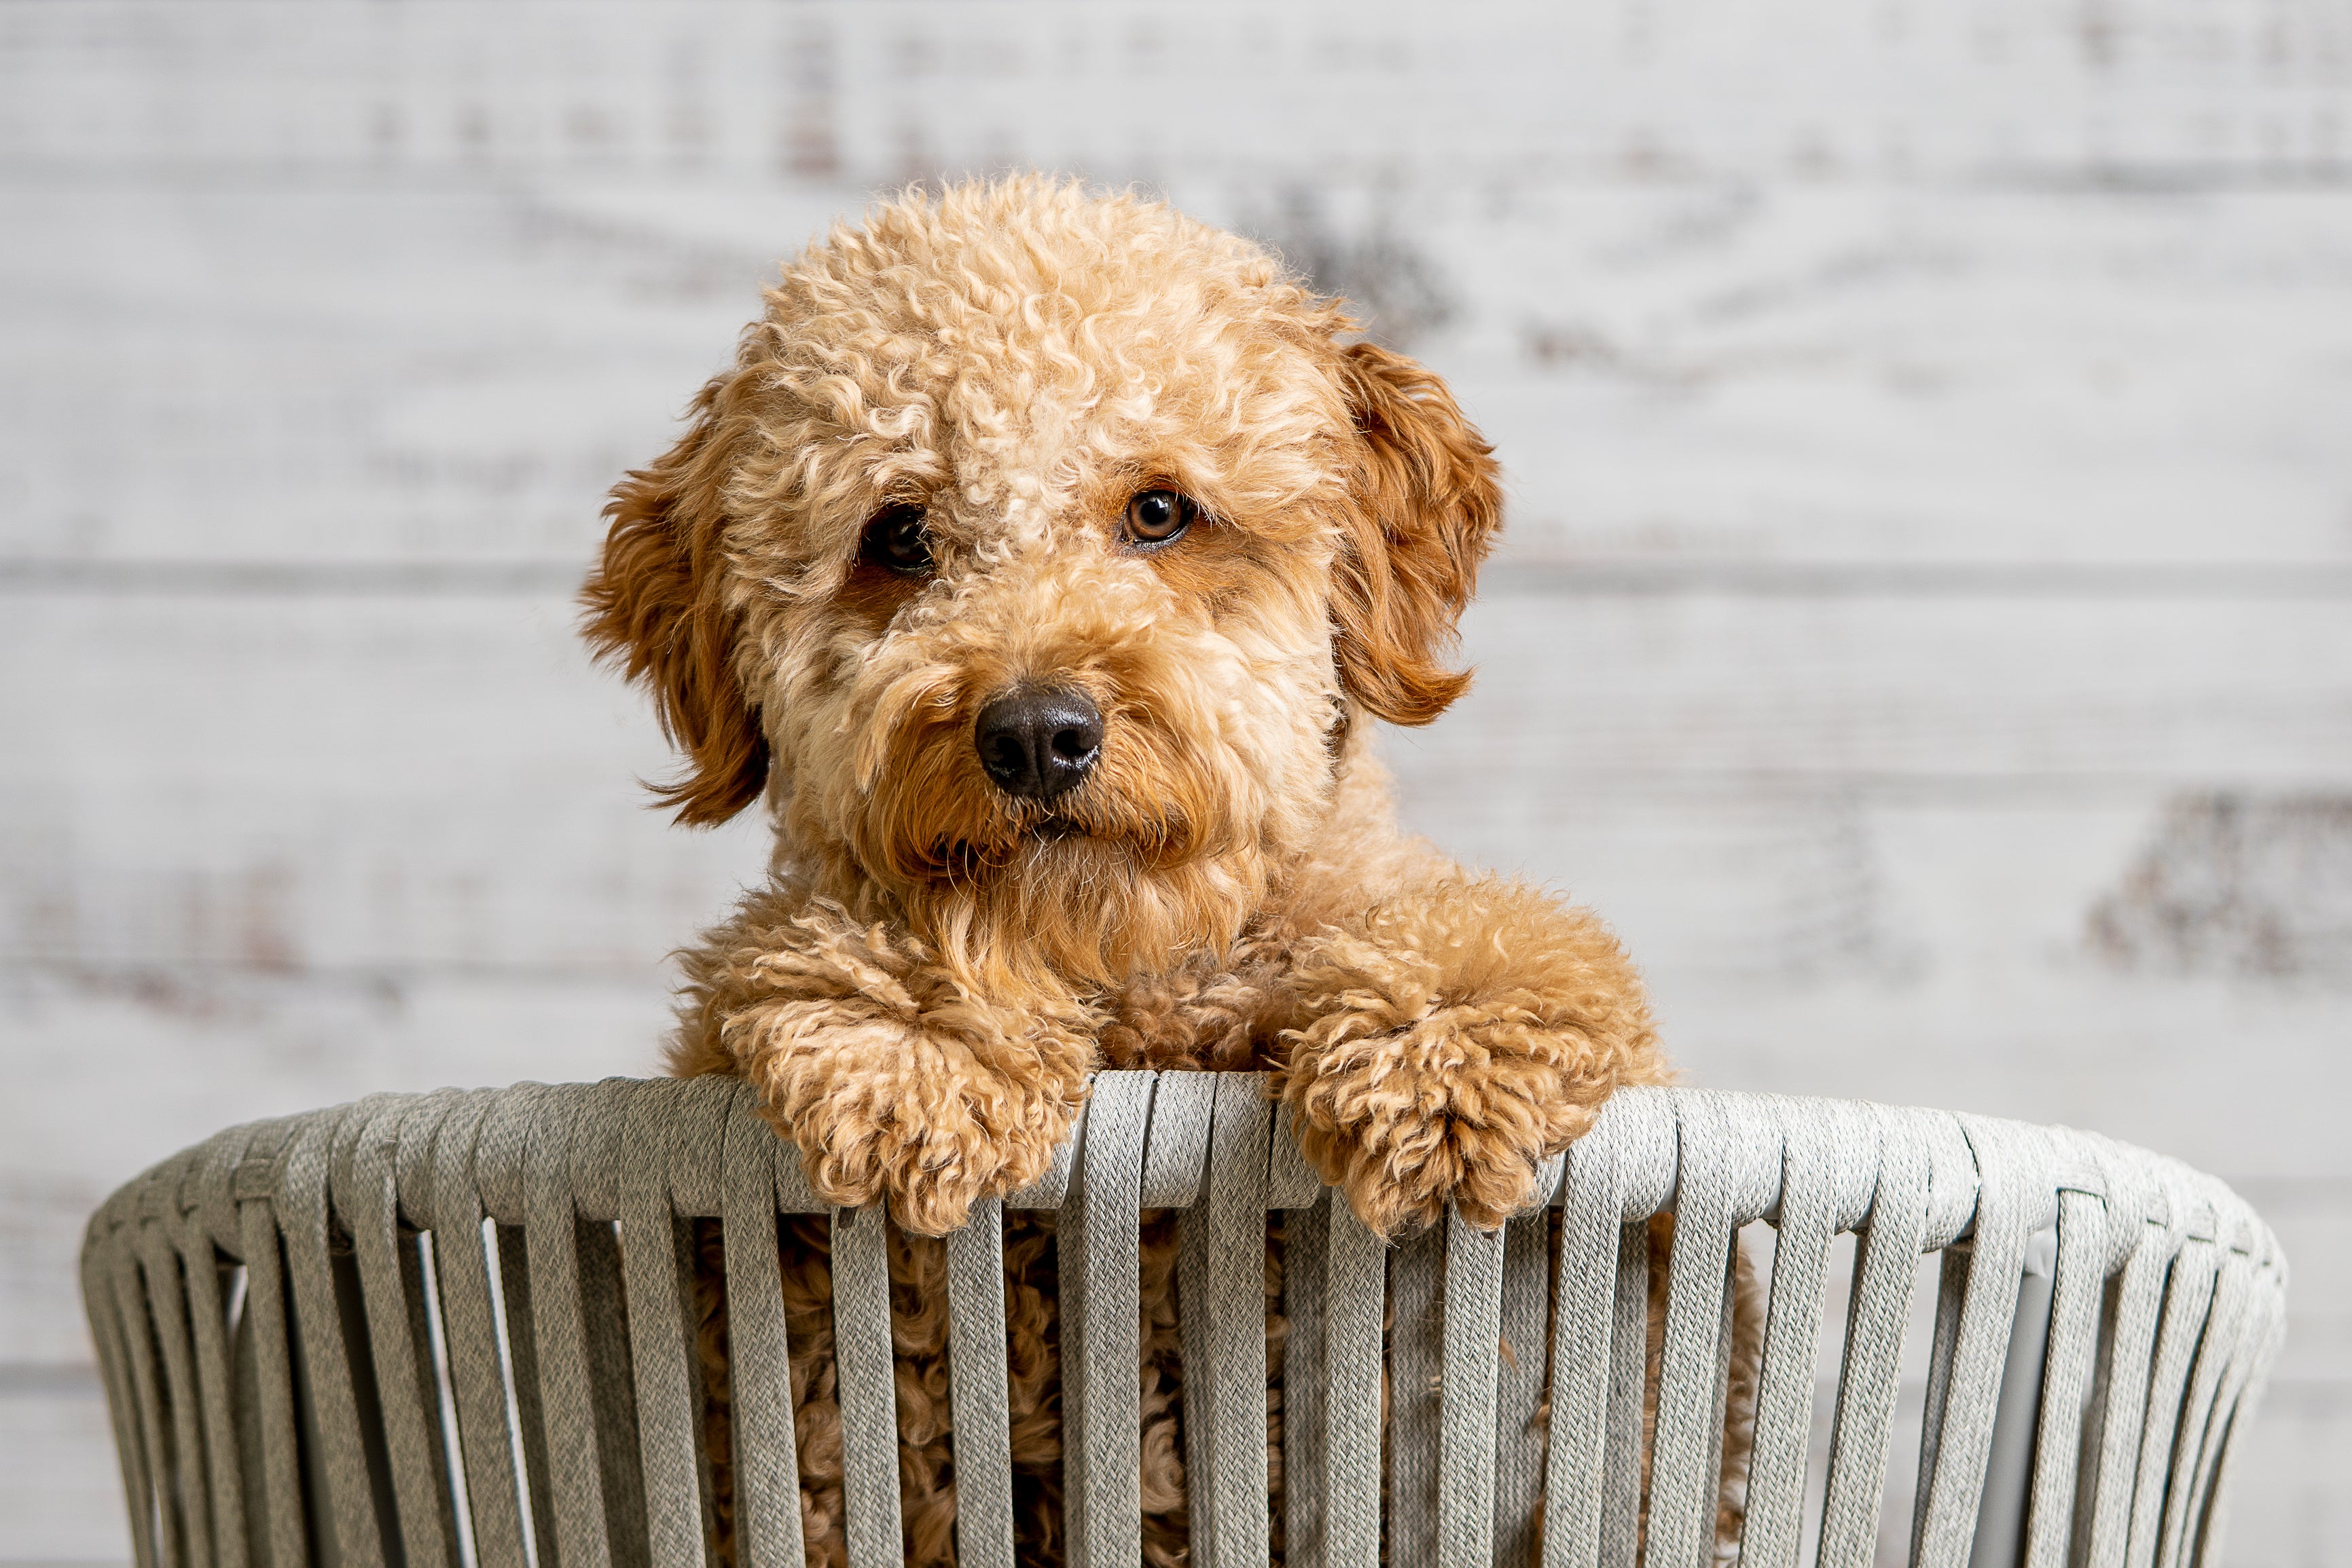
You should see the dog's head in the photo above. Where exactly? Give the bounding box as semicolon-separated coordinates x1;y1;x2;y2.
584;179;1499;986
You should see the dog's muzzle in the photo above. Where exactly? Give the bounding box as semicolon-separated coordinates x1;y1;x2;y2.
974;685;1102;801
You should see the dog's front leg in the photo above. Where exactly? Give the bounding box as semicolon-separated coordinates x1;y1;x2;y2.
1272;873;1665;1238
679;898;1096;1235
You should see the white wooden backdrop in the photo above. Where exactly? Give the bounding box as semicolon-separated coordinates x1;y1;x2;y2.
4;3;2350;1561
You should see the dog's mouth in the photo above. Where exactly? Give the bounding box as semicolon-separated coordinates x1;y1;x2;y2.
923;816;1089;879
918;804;1208;885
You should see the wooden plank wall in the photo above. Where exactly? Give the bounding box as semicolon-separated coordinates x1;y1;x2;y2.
4;3;2349;1559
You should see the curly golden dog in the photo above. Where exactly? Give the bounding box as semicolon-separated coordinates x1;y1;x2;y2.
583;177;1741;1565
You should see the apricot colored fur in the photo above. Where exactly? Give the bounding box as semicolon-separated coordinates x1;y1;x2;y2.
588;177;1749;1562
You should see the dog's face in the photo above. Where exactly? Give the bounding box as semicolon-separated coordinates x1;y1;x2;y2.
585;180;1500;987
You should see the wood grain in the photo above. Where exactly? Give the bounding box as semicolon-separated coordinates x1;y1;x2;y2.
9;183;2352;568
4;1;2349;183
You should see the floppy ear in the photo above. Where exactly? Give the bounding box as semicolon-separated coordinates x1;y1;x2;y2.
1328;340;1504;725
581;378;769;826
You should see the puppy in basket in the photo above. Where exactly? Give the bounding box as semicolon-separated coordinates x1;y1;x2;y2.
584;177;1750;1565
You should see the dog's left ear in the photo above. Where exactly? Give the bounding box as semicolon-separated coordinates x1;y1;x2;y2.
1328;340;1503;725
581;375;770;826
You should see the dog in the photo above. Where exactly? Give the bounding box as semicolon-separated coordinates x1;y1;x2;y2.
583;177;1741;1565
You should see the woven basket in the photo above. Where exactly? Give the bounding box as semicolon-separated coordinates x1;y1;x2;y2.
80;1074;2284;1568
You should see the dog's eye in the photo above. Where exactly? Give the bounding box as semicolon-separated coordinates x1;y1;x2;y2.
861;504;933;575
1123;488;1195;546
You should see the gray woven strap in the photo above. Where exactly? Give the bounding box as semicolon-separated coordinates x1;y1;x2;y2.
113;1161;189;1568
1490;1161;1559;1568
1816;1105;1932;1568
1540;1090;1661;1568
1741;1099;1879;1568
617;1084;715;1568
336;1093;461;1568
2186;1252;2277;1563
2156;1241;2251;1568
1915;1116;2048;1568
1265;1116;1354;1568
945;1199;1014;1568
128;1169;193;1568
279;1105;393;1568
587;1081;662;1557
1322;1192;1386;1568
79;1076;2296;1568
171;1131;254;1568
1057;1072;1153;1568
1383;1222;1439;1568
1644;1093;1731;1564
476;1089;559;1568
521;1085;626;1568
831;1199;903;1568
1140;1073;1215;1207
429;1091;531;1568
1968;1222;2059;1568
2190;1273;2285;1565
2126;1235;2221;1568
1436;1211;1506;1567
924;1085;1089;1568
719;1082;807;1568
139;1208;218;1568
1646;1091;1783;1565
80;1215;147;1568
238;1128;313;1568
818;1081;926;1568
1910;1105;1995;1560
2022;1189;2106;1568
1180;1073;1274;1568
1387;1222;1443;1568
2077;1198;2178;1564
130;1188;213;1568
1917;1244;1970;1552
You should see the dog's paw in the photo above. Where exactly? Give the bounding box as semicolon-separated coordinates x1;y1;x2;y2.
754;1028;1077;1235
1276;980;1609;1237
807;1087;1069;1235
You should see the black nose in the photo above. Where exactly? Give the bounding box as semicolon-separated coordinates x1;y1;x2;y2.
974;685;1102;801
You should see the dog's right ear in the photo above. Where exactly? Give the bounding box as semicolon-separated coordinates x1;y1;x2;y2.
1328;340;1503;727
581;377;770;826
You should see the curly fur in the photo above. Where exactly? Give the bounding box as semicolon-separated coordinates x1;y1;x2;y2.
588;177;1748;1563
